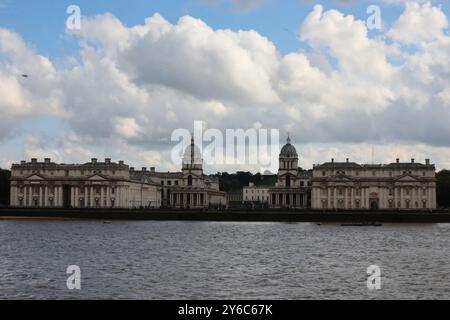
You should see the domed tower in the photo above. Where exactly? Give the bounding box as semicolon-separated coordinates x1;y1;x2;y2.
182;135;203;186
278;134;299;187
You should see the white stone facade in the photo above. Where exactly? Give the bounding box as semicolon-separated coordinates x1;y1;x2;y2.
311;159;437;210
10;158;161;208
132;137;227;209
243;183;270;203
268;136;312;208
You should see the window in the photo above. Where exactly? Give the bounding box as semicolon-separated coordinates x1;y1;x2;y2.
286;175;291;187
161;181;164;185
322;171;326;177
175;181;179;186
168;181;172;186
188;175;193;186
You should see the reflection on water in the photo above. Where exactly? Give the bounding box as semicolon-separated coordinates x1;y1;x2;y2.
0;220;449;299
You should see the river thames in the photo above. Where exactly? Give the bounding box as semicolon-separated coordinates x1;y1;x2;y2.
0;220;449;299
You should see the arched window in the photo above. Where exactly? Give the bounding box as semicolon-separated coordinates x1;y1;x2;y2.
188;175;193;186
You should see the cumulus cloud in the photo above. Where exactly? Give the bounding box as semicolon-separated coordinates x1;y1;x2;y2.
1;2;450;171
388;1;448;44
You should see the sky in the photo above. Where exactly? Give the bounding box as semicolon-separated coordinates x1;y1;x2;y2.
1;0;450;173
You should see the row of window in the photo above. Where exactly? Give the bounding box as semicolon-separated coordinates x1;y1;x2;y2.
323;171;428;177
19;186;116;195
25;170;117;176
322;188;428;197
161;180;179;186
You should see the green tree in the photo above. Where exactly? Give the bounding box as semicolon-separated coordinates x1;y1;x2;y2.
437;170;450;208
0;168;11;207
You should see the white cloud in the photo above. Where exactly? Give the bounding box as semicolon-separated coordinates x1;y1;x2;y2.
114;117;143;139
1;3;450;172
388;1;448;44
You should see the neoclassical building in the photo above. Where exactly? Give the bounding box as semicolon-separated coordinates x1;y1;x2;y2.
311;158;437;210
10;158;162;208
268;136;312;208
131;137;227;209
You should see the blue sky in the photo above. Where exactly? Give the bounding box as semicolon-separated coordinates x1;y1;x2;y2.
0;0;426;58
1;1;450;172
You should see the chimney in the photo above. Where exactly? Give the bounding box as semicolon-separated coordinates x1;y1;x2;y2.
426;159;430;165
142;167;147;172
411;158;415;164
346;158;349;163
105;158;111;164
130;167;135;171
118;160;124;165
396;158;400;164
91;158;97;164
331;158;334;163
21;160;26;165
31;158;37;164
150;167;156;173
44;158;51;164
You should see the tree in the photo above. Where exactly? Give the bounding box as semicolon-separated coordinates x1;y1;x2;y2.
0;168;11;207
437;170;450;208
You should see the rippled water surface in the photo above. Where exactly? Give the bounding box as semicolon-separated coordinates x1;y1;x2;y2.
0;220;449;299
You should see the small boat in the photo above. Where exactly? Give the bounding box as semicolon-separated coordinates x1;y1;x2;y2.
103;221;112;224
341;222;382;227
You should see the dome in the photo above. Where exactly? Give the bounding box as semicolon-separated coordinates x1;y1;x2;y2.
183;137;202;165
279;136;298;158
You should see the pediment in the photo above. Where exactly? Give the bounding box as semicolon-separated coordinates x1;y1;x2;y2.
334;175;354;181
25;174;45;181
87;174;108;181
395;174;419;182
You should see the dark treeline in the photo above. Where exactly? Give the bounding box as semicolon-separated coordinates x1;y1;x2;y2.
215;172;277;193
0;168;11;207
437;170;450;208
0;168;450;208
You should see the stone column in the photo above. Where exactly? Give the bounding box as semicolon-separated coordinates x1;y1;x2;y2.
400;187;404;209
90;186;94;208
28;186;32;207
84;186;88;207
44;186;48;207
430;187;435;209
344;188;348;209
39;187;43;207
116;186;120;208
106;187;111;208
70;187;75;208
100;186;104;208
333;187;337;209
10;185;15;207
350;188;354;209
73;187;78;208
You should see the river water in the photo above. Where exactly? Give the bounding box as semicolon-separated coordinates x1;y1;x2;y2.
0;220;449;299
